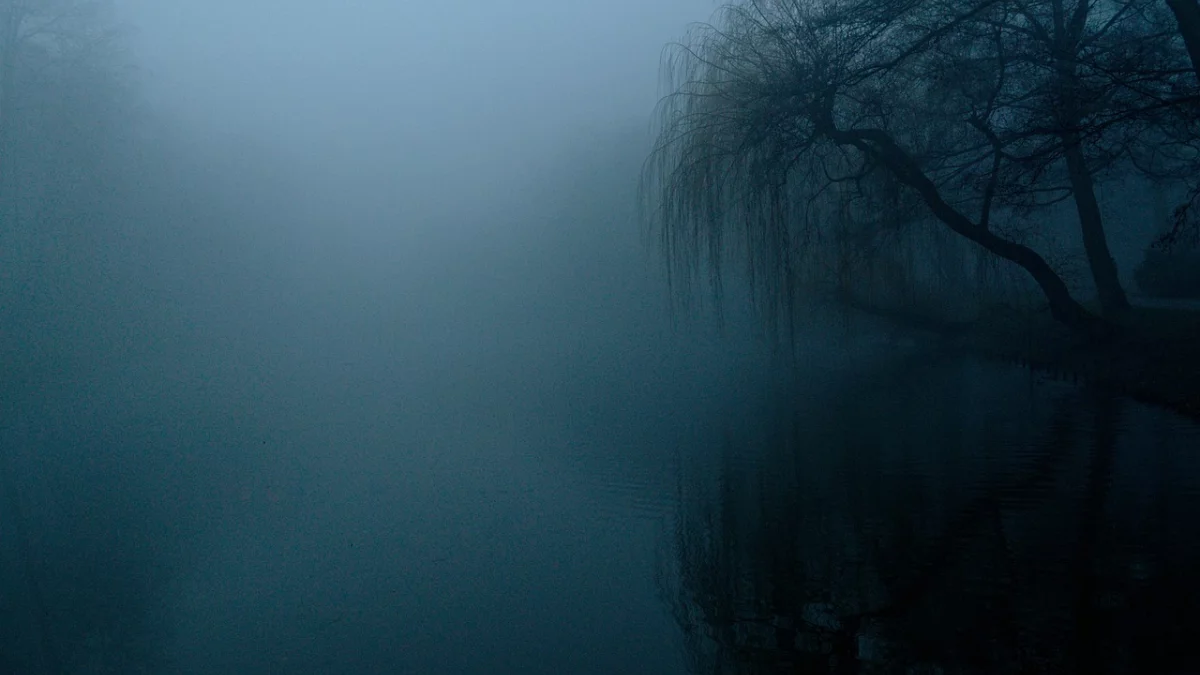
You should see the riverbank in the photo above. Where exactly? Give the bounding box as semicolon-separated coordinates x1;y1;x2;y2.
955;304;1200;420
842;298;1200;421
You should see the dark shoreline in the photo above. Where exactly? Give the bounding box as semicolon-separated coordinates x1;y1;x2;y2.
843;299;1200;421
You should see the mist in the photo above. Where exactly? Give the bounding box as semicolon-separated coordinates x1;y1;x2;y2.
5;0;1200;673
4;1;776;672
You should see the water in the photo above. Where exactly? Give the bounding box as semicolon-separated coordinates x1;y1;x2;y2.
663;355;1200;674
6;310;1199;674
3;183;1199;672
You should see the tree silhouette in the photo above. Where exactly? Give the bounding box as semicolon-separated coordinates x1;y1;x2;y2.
642;0;1198;330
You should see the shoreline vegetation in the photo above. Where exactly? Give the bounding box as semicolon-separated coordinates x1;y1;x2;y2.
639;0;1200;417
841;295;1200;421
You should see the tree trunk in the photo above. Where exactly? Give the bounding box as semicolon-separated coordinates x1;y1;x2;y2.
826;125;1102;333
1052;29;1132;318
1168;0;1200;84
1061;133;1131;316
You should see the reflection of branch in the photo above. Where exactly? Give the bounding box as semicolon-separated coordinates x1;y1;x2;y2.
1071;390;1118;672
852;392;1079;623
989;502;1025;663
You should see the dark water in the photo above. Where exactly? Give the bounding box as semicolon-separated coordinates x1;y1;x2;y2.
2;167;1199;672
5;319;1199;674
664;353;1200;674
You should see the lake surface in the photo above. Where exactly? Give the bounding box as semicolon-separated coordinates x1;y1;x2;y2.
3;166;1198;673
665;352;1200;674
5;308;1199;674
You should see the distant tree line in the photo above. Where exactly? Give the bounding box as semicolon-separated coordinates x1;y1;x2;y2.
0;0;134;234
642;0;1200;331
1;3;169;673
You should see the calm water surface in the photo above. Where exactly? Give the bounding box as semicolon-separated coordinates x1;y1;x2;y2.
664;353;1200;674
4;208;1199;675
8;323;1199;674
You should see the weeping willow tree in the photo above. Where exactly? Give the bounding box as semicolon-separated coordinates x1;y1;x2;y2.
639;0;1109;333
638;0;919;337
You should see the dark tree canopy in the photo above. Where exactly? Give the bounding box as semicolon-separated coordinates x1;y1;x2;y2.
642;0;1199;332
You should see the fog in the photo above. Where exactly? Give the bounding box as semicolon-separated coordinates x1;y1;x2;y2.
4;1;788;672
124;0;707;201
7;1;1199;673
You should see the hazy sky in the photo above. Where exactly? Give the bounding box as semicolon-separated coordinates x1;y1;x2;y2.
114;0;716;175
5;4;784;672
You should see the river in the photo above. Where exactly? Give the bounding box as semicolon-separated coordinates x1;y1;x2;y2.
5;291;1198;673
3;142;1199;673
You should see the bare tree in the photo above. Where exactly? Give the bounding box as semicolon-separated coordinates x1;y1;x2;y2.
1168;0;1200;81
642;0;1109;331
643;0;1200;330
961;0;1199;316
1149;0;1200;253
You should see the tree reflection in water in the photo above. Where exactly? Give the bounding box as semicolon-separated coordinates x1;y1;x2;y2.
661;356;1200;674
